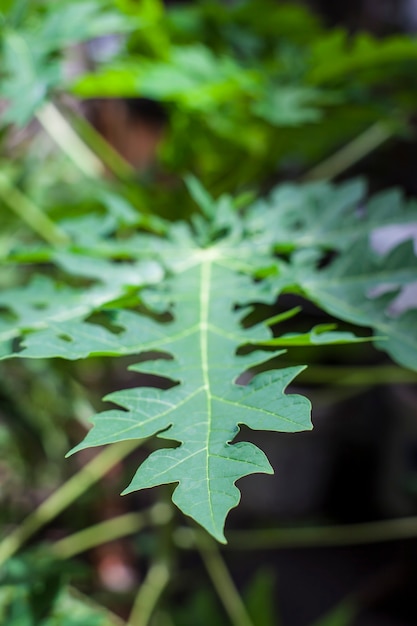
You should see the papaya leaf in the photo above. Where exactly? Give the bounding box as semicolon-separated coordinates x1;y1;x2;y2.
0;1;133;125
73;44;258;107
246;180;417;253
297;240;417;371
245;178;417;370
68;259;312;542
3;177;417;539
0;258;162;357
309;30;417;85
257;324;372;347
252;86;331;126
0;553;121;626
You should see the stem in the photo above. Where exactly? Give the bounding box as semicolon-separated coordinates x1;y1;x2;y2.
0;440;140;567
225;516;417;550
175;514;417;551
68;110;135;181
0;171;69;246
127;560;170;626
298;364;417;386
36;102;106;179
195;531;255;626
52;504;172;560
68;586;126;626
302;122;394;182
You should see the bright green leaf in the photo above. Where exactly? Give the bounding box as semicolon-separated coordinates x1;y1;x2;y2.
68;260;312;541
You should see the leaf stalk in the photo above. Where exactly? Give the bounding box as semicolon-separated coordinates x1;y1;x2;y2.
303;121;395;181
0;171;69;245
52;504;172;560
36;102;107;179
0;440;140;567
127;560;171;626
195;531;255;626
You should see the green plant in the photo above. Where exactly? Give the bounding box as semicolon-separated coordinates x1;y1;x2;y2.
1;1;417;624
2;175;417;543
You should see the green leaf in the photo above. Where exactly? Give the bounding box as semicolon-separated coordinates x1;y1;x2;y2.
309;30;417;85
68;259;312;541
0;30;60;125
74;44;258;110
38;1;133;52
0;256;162;357
246;180;417;253
4;177;416;539
0;577;121;626
245;569;278;626
245;178;417;370
184;175;216;218
297;240;417;370
0;1;134;125
258;324;371;347
0;553;117;626
252;86;330;126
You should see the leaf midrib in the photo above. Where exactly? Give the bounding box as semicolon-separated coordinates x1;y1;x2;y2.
200;259;215;529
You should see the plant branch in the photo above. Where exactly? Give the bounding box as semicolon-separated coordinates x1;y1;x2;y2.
127;560;170;626
195;530;255;626
175;515;417;551
302;121;395;182
226;516;417;550
0;171;69;246
67;586;126;626
67;108;136;181
0;440;140;567
52;504;172;560
36;102;107;179
298;364;417;386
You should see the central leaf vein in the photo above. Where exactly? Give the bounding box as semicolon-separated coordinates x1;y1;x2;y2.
200;260;215;525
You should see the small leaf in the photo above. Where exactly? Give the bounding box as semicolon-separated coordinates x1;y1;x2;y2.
252;86;331;126
184;175;216;218
257;324;372;347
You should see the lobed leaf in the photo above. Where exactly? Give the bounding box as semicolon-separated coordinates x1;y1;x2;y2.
3;177;417;539
0;257;162;358
69;259;312;542
246;180;417;252
309;30;417;85
296;240;417;370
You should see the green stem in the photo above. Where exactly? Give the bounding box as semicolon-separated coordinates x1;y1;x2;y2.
52;504;172;560
67;586;125;626
68;110;136;181
175;515;417;551
298;364;417;386
0;440;139;567
127;560;170;626
36;102;107;179
0;171;69;245
302;122;394;182
225;516;417;550
195;531;255;626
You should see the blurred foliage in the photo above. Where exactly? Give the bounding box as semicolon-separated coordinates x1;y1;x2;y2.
1;0;417;624
0;0;132;125
1;0;417;191
0;553;121;625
